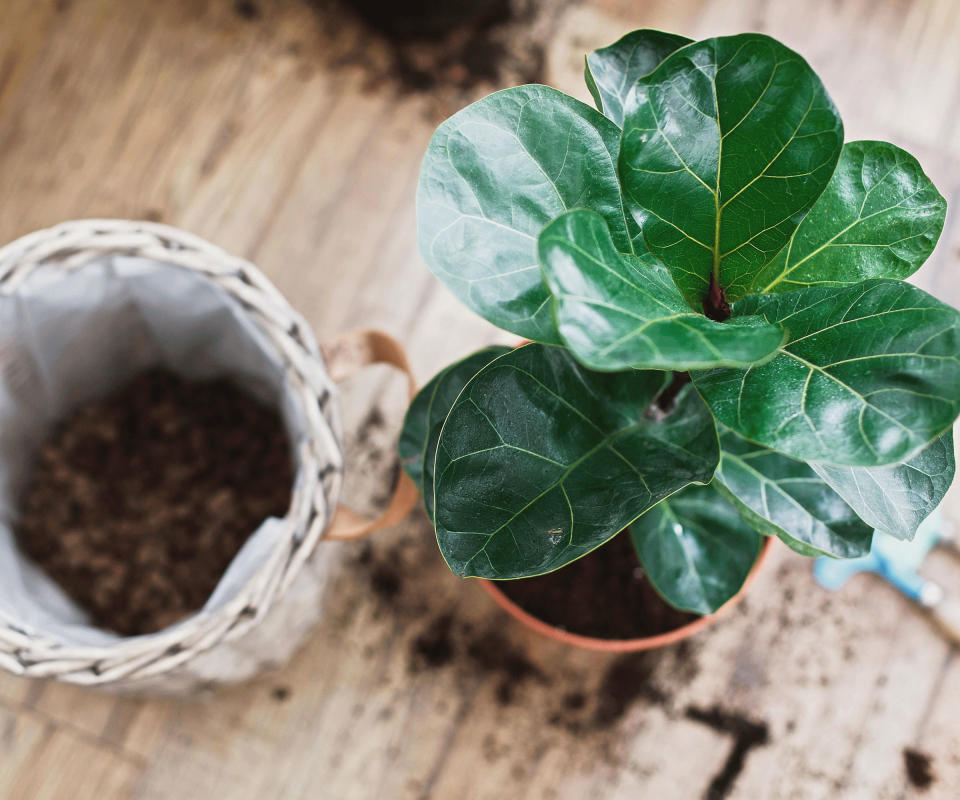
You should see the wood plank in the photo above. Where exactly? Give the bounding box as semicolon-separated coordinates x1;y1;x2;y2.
0;704;51;799
4;717;141;800
30;682;119;741
0;671;34;707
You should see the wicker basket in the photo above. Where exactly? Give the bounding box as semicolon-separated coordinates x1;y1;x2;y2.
0;219;416;694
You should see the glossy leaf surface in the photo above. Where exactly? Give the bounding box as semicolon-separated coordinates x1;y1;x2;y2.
714;428;873;557
619;33;843;305
693;280;960;466
754;141;947;293
811;431;955;540
433;344;719;578
630;483;761;614
538;209;785;370
399;346;511;500
584;29;692;127
417;85;633;342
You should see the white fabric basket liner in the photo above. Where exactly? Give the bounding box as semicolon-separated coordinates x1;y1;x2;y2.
0;220;344;690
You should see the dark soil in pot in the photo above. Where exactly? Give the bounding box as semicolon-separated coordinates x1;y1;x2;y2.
15;369;293;637
496;531;700;639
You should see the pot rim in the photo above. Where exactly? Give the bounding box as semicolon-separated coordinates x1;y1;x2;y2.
477;535;776;653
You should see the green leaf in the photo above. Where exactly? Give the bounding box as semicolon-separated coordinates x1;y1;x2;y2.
432;343;720;578
584;29;692;127
811;431;955;540
417;84;634;342
630;483;762;614
714;428;873;557
619;33;843;306
692;280;960;466
538;209;785;370
399;346;511;497
753;141;947;294
776;531;833;558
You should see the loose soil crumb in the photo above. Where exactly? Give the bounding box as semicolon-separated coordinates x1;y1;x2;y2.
370;562;402;602
903;748;935;791
411;613;455;670
15;369;293;636
234;0;262;20
465;630;548;705
673;639;702;684
685;705;770;800
497;531;700;640
356;406;386;446
592;653;666;729
358;543;404;604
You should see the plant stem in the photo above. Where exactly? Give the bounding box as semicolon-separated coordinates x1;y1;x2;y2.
703;273;731;322
655;371;692;413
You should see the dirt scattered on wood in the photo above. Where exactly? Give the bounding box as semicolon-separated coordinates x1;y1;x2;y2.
562;691;587;711
342;496;722;783
903;748;935;791
356;406;386;446
216;0;578;117
234;0;263;21
311;0;563;101
411;613;455;670
592;653;667;729
407;607;548;704
353;536;702;733
370;562;402;603
685;705;770;800
465;629;548;705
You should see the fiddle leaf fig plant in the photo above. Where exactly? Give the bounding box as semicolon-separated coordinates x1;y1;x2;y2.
401;29;959;616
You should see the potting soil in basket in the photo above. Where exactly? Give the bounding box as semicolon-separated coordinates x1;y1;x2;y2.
15;369;293;636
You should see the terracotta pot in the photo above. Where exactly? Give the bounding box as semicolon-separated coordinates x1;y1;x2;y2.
478;536;776;653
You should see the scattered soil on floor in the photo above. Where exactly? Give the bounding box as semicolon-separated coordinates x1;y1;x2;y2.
234;0;577;115
15;369;293;636
355;531;704;727
369;560;402;602
234;0;263;21
465;629;547;705
497;531;700;640
407;606;547;704
411;613;455;670
562;691;587;711
592;652;667;728
685;705;770;800
314;0;556;97
903;748;935;791
355;406;386;446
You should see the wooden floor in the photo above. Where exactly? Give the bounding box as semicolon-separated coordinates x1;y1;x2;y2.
1;0;960;797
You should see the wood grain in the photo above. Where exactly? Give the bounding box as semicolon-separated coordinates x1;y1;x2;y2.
0;0;959;798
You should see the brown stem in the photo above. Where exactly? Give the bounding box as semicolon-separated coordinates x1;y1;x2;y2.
654;371;692;413
703;273;731;322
